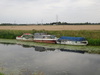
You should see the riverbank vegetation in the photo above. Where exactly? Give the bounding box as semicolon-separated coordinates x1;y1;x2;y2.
0;39;100;54
0;30;100;46
0;73;4;75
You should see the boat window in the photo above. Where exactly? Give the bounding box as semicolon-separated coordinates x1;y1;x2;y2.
58;40;61;42
47;36;50;39
32;36;34;38
23;35;28;37
61;40;65;42
50;35;56;39
43;36;45;38
81;41;87;44
42;35;56;39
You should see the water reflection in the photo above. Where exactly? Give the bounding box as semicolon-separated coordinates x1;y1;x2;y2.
0;43;86;53
21;44;86;53
60;48;86;54
22;45;35;48
34;46;55;52
0;43;100;75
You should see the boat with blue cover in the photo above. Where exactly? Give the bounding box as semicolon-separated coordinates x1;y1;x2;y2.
56;36;88;45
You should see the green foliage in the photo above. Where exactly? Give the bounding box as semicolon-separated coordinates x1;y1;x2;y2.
0;73;4;75
0;30;100;46
0;30;33;39
88;39;100;46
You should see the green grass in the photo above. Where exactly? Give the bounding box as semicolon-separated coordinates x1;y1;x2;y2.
88;39;100;46
0;73;4;75
0;30;100;46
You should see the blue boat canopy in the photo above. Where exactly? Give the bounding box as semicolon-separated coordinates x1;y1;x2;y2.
58;36;86;41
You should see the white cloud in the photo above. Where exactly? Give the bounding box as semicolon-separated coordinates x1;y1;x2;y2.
72;0;95;7
0;0;100;23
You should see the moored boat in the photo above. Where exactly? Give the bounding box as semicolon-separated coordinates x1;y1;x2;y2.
16;33;34;41
33;33;58;43
56;36;88;45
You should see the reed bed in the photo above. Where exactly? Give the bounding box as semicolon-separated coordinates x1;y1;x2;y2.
0;30;100;46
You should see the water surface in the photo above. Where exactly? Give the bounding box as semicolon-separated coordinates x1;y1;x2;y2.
0;43;100;75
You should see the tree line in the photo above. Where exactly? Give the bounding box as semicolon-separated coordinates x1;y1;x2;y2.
0;22;100;26
44;22;100;25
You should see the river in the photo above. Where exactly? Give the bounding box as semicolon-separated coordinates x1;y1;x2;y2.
0;43;100;75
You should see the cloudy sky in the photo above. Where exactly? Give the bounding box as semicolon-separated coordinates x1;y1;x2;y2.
0;0;100;24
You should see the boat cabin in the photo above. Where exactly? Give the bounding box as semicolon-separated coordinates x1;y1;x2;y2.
33;33;58;43
34;33;56;39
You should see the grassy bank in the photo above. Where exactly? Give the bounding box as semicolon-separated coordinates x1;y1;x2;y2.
0;39;100;54
0;30;100;46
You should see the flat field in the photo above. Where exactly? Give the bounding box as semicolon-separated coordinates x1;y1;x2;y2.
0;25;100;30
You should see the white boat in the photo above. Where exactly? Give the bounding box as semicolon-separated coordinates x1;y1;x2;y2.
33;33;58;43
56;36;88;45
16;33;34;41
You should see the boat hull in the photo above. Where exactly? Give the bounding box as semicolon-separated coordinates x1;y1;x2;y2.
16;37;57;43
16;37;34;41
56;41;88;45
34;40;56;44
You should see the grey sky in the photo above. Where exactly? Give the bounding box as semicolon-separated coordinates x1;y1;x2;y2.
0;0;100;24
